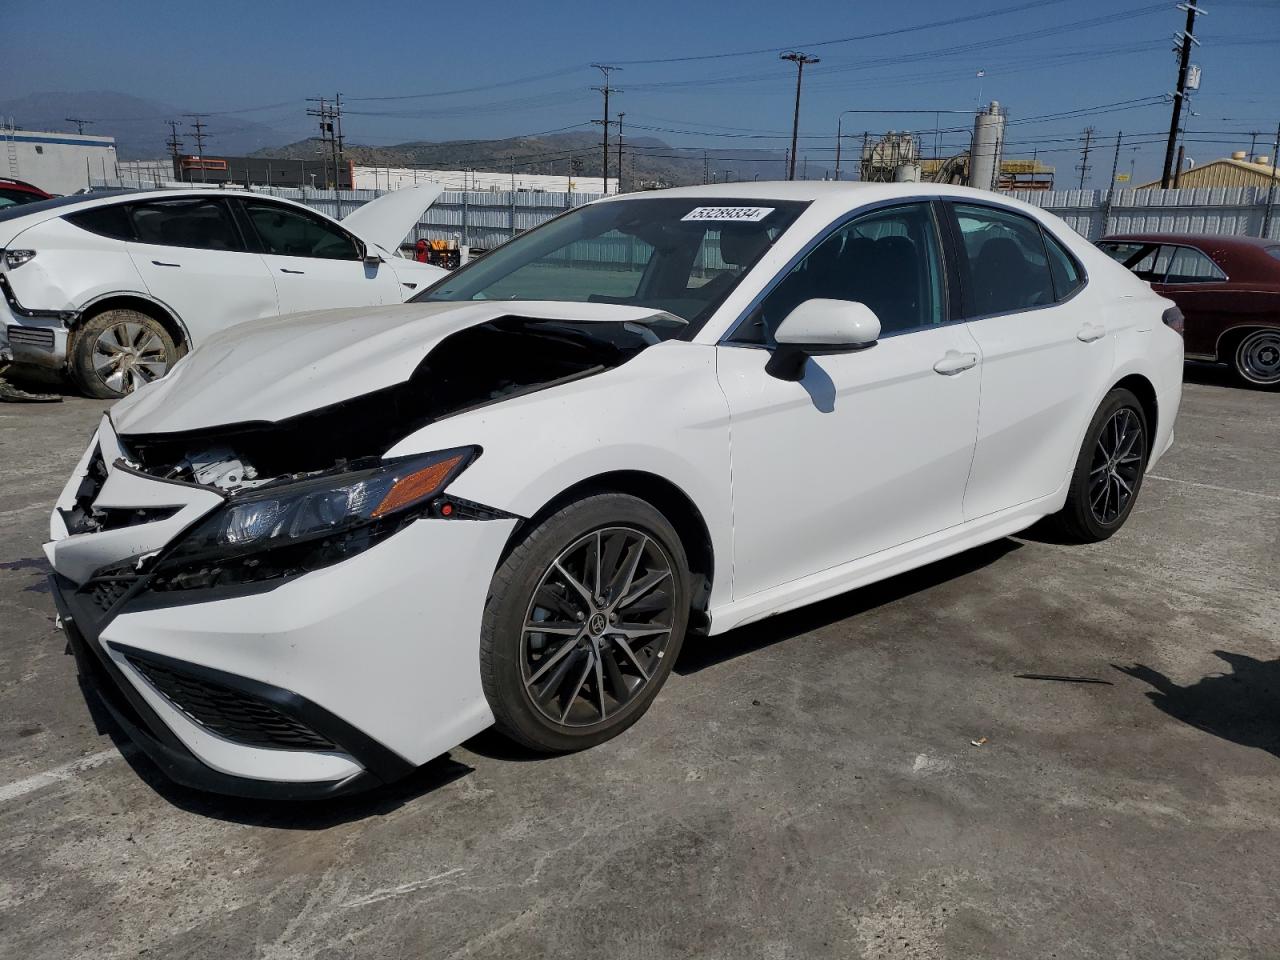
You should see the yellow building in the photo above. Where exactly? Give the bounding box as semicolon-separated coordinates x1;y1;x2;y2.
1136;153;1280;189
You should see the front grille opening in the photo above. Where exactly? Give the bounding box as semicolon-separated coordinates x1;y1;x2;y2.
126;656;338;753
85;577;139;616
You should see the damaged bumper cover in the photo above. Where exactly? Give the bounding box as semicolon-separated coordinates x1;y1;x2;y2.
48;415;518;797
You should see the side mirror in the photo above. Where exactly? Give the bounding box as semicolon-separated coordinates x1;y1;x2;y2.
357;240;384;266
765;299;881;381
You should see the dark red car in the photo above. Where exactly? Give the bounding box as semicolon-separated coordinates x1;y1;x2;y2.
1097;233;1280;388
0;178;53;210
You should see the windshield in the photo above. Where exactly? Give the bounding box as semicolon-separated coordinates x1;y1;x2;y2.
416;197;808;331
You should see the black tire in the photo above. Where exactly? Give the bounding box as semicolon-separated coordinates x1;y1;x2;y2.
1231;328;1280;389
1051;387;1149;543
71;309;179;399
480;493;691;753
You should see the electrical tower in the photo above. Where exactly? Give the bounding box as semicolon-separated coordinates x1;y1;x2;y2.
64;117;93;135
1076;126;1095;190
185;114;210;182
1161;1;1206;188
306;96;345;190
591;64;621;193
165;120;184;178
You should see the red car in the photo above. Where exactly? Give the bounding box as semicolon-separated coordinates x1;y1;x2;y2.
1097;232;1280;388
0;178;53;210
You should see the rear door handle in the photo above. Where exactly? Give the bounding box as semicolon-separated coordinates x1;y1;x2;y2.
280;268;305;275
1077;323;1106;342
933;350;978;375
151;260;181;268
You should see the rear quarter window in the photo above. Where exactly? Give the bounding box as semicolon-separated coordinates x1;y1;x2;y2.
65;204;136;241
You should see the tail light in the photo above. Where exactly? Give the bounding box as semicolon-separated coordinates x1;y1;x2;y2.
1161;306;1185;336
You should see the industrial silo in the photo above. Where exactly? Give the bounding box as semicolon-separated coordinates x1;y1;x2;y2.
969;101;1007;192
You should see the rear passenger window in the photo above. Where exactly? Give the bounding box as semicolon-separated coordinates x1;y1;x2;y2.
129;199;243;252
66;204;136;241
952;203;1055;316
1164;246;1226;284
1043;230;1085;299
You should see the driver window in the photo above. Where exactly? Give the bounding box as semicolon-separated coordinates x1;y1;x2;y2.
733;202;945;344
952;203;1055;316
243;200;360;260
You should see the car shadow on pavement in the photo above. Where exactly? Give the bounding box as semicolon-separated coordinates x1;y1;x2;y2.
1182;361;1239;389
1113;652;1280;760
79;684;475;828
675;537;1022;676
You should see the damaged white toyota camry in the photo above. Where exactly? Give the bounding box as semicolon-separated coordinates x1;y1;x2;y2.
47;183;1183;797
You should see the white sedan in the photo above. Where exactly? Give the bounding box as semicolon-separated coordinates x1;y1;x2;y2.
0;185;446;397
46;182;1183;797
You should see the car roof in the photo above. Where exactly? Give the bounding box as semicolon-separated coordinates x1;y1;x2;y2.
597;180;1046;210
1101;232;1278;251
0;186;321;230
1100;232;1280;282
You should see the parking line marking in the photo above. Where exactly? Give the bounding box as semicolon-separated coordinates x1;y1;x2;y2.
0;748;123;804
1146;474;1280;502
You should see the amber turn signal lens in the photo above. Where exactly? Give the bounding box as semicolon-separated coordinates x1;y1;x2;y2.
371;455;463;518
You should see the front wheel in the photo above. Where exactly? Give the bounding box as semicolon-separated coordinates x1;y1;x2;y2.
1051;387;1148;543
71;309;178;399
1232;329;1280;389
480;493;690;753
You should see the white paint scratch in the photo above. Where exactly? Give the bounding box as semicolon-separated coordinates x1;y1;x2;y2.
341;869;464;910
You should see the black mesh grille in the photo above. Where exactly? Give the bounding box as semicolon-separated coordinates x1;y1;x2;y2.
126;657;337;752
86;578;138;615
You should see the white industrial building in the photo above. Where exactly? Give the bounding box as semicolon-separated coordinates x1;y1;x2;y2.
2;126;119;195
354;165;616;194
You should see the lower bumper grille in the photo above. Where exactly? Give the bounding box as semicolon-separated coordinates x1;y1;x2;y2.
7;326;56;350
126;655;338;752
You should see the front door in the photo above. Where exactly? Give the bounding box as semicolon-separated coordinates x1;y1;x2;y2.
238;198;399;314
718;201;982;599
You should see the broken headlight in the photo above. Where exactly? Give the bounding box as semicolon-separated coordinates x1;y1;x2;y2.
150;447;478;591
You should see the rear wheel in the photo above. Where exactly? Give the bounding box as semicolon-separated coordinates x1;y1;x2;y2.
1232;329;1280;389
1051;387;1148;543
480;493;690;753
71;309;178;399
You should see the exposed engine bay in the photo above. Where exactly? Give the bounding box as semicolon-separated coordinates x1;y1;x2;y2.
114;315;679;493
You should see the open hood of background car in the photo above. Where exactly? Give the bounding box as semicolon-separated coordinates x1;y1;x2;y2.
341;183;444;254
109;301;672;437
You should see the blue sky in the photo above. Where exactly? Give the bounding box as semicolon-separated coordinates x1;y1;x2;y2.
4;0;1278;185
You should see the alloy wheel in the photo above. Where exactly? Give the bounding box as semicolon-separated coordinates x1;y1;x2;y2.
1089;407;1145;525
521;526;676;728
1238;331;1280;385
93;321;170;394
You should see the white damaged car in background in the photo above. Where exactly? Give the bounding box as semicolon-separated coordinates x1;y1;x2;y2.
46;182;1183;798
0;184;445;397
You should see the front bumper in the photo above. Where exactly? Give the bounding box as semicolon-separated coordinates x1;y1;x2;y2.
48;418;517;798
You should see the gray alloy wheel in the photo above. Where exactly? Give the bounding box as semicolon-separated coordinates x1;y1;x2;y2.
1234;329;1280;388
71;309;178;399
1088;406;1146;525
521;526;677;728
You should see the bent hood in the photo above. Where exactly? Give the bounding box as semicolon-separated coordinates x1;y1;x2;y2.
110;300;668;436
341;183;443;254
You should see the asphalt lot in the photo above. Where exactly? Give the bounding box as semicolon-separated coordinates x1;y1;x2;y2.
1;364;1277;960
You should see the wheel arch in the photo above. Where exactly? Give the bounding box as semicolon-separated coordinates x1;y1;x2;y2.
74;294;191;357
502;470;716;633
1112;372;1158;441
1215;323;1280;363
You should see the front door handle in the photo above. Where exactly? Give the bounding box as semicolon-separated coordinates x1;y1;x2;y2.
280;268;305;275
1077;322;1106;343
933;350;978;376
151;260;181;268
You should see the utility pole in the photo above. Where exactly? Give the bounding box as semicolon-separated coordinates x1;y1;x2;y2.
1249;131;1260;161
703;150;709;185
334;92;345;194
185;114;210;183
1262;122;1280;239
1103;131;1123;234
781;52;819;180
65;117;93;135
306;97;345;190
616;112;625;194
1076;126;1095;191
1161;1;1206;188
591;64;620;193
165;120;183;179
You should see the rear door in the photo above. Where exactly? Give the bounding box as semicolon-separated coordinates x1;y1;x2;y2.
1149;244;1231;358
237;198;399;314
125;196;278;347
948;202;1114;520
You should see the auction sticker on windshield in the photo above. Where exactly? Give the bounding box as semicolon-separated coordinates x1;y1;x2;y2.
681;206;776;222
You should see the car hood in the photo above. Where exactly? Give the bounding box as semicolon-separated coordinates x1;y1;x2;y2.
109;300;669;436
341;183;443;254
